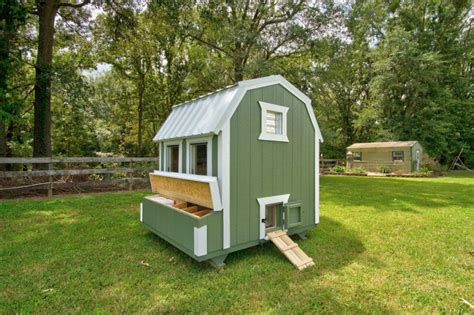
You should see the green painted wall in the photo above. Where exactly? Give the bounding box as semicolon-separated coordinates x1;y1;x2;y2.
142;197;223;260
229;84;316;247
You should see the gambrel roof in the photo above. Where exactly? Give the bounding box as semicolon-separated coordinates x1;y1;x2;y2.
153;75;323;142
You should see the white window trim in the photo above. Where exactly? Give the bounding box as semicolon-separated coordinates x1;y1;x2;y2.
186;136;213;176
158;142;162;171
163;140;182;173
257;194;290;240
258;101;289;142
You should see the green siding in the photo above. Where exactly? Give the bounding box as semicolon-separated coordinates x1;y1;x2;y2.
230;84;315;247
142;197;223;260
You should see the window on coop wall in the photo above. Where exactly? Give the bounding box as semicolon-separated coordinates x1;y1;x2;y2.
166;145;180;172
353;152;362;161
392;151;404;162
258;101;289;142
190;143;207;175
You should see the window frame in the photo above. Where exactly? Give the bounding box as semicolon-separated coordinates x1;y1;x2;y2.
353;151;362;161
163;140;183;173
186;136;213;176
392;150;404;162
258;101;289;143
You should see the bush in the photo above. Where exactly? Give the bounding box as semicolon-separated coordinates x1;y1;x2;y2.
351;167;367;174
420;154;446;173
415;166;433;176
331;165;346;173
378;166;392;174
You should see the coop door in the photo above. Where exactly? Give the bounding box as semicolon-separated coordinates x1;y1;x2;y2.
284;202;302;230
264;203;283;233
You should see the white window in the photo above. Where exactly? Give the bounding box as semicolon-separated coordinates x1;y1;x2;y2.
163;141;182;173
258;101;289;142
353;152;362;161
186;136;212;176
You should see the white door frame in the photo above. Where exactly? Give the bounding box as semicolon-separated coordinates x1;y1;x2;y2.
257;194;290;240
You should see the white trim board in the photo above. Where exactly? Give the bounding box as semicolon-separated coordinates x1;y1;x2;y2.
221;121;231;249
193;225;207;256
186;136;213;176
257;194;290;240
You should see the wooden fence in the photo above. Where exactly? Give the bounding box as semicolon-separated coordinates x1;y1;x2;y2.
0;157;343;198
0;157;158;198
320;159;343;172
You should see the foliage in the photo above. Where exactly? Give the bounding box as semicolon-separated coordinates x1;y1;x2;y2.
0;0;472;169
1;174;473;312
331;165;346;173
350;167;366;174
378;165;392;174
421;153;446;173
416;166;433;176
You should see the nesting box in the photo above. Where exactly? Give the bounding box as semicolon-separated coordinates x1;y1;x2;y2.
140;75;323;267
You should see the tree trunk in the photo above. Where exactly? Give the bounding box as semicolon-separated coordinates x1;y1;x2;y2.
137;73;145;156
33;0;58;158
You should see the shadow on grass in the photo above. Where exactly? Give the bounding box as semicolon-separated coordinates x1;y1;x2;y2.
322;176;472;213
145;215;365;276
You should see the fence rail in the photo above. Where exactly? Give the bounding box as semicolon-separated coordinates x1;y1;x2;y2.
0;156;158;198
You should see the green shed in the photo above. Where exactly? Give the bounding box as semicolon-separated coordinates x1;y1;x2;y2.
346;141;423;173
140;75;323;268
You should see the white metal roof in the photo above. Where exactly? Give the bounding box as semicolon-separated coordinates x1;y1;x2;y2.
347;141;418;149
153;75;323;142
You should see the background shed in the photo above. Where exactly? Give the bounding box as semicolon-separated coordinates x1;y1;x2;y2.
347;141;423;173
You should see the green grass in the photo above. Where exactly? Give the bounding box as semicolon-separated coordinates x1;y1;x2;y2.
1;172;473;313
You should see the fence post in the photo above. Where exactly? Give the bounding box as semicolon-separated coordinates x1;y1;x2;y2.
128;160;133;191
48;160;53;197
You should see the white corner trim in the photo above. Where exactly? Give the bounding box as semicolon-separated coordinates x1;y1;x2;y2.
194;225;208;257
315;138;320;224
151;171;223;211
185;136;213;176
163;140;183;173
222;121;231;249
258;101;289;143
140;202;143;222
257;194;290;240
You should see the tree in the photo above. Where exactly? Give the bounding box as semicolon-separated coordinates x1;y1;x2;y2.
0;0;28;160
32;0;90;158
371;0;473;163
187;0;318;83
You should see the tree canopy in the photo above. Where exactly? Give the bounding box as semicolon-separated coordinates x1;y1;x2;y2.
1;0;473;166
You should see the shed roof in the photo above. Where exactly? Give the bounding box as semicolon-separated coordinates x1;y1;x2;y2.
153;75;323;142
347;141;418;149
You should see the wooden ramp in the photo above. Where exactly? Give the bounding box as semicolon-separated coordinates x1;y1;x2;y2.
267;230;314;270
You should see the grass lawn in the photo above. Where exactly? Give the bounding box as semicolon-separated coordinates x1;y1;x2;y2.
1;172;473;313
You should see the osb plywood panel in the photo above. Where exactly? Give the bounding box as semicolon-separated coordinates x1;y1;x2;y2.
150;174;213;209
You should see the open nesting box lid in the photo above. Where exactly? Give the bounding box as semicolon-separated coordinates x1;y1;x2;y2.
149;171;223;211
